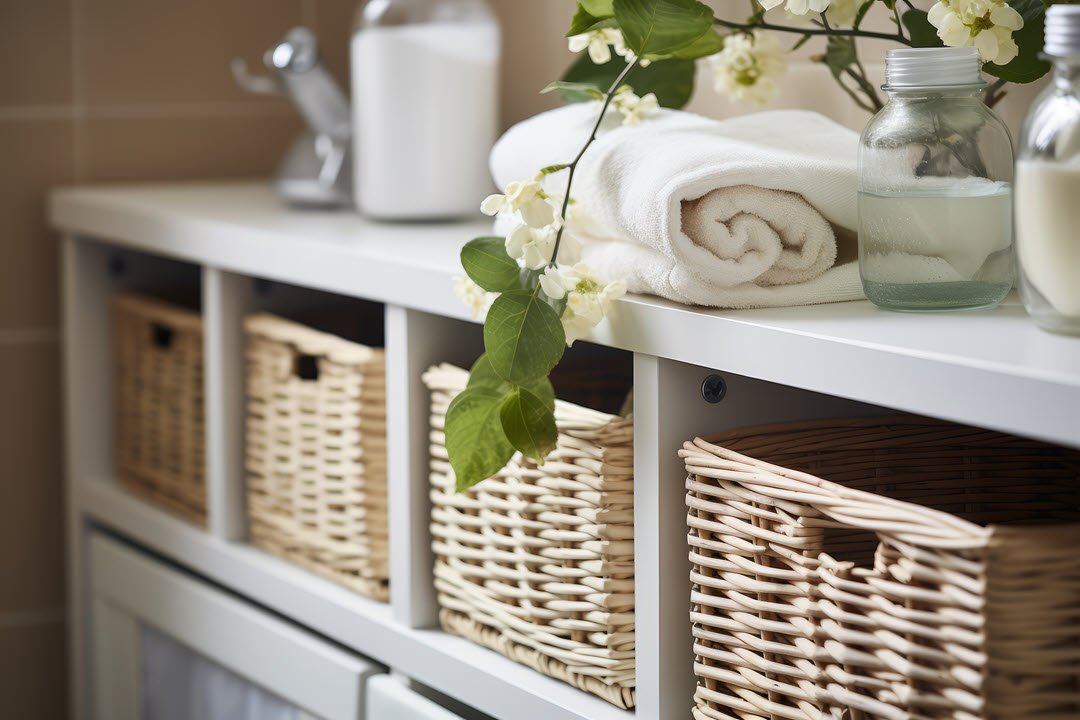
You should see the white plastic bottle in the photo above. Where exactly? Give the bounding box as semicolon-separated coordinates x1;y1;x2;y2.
352;0;500;220
1015;5;1080;335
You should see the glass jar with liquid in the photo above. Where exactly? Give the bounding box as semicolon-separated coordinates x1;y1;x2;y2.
858;47;1015;312
1016;5;1080;336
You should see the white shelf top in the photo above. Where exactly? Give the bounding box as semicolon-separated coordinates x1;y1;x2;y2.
51;181;1080;447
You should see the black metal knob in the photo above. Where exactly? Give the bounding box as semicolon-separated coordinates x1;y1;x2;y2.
701;374;726;404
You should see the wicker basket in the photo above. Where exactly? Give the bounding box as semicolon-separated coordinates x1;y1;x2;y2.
681;416;1080;720
245;313;389;601
423;364;636;709
113;293;206;525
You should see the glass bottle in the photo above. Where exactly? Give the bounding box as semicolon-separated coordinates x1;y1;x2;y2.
351;0;500;219
858;47;1015;312
1016;5;1080;336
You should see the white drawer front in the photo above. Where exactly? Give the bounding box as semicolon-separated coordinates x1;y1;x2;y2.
367;675;467;720
89;533;381;720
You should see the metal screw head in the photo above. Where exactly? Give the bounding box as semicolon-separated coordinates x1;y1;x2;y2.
701;374;726;404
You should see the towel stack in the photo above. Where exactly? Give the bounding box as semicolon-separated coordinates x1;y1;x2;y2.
489;104;865;309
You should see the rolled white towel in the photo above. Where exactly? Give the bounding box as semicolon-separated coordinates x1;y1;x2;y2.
490;104;865;308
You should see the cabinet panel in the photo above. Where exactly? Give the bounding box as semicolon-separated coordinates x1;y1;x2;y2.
88;533;380;720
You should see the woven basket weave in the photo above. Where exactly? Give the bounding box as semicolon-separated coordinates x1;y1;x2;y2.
245;313;389;601
681;416;1080;720
423;364;636;709
113;293;206;525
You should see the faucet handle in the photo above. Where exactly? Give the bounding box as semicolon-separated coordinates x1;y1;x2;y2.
231;58;282;96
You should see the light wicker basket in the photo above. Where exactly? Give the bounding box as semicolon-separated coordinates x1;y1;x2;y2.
681;416;1080;720
423;364;636;709
113;292;206;525
245;313;389;602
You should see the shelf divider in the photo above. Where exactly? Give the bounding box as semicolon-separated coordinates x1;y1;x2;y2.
385;305;484;629
202;267;254;542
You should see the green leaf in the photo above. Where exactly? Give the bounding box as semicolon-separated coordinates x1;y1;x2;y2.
823;36;857;80
499;387;559;463
613;0;714;57
461;237;521;293
670;27;725;60
484;290;565;384
561;53;696;108
445;387;516;491
520;375;556;413
901;9;944;49
984;0;1050;84
567;4;618;36
541;80;605;100
467;353;555;410
580;0;615;17
466;353;504;391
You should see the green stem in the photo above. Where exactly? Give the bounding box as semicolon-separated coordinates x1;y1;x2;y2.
715;16;912;46
837;69;877;113
985;77;1008;108
851;54;884;112
548;58;638;268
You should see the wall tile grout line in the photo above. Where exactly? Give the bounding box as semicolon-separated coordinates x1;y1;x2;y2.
0;327;62;346
0;102;294;124
0;608;67;630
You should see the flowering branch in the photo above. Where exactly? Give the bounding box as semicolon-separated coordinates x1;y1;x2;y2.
550;59;639;268
714;16;912;46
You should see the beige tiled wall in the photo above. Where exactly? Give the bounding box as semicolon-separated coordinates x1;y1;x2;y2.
0;1;354;717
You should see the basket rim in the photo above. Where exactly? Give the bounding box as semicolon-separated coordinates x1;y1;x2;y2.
423;362;629;426
245;312;381;365
696;413;1046;448
112;292;202;331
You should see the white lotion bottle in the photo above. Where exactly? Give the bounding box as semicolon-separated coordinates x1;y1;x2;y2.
1016;4;1080;335
351;0;500;220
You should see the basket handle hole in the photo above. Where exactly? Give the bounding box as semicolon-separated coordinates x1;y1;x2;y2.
295;353;320;381
151;323;174;349
821;526;880;570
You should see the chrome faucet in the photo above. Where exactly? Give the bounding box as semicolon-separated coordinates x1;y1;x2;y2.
233;27;352;207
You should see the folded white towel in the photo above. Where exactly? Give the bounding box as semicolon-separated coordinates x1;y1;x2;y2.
490;104;865;308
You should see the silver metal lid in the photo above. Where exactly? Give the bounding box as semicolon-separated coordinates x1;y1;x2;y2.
1045;4;1080;57
885;47;983;88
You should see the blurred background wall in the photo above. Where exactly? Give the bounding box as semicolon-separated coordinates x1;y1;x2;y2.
0;2;1042;717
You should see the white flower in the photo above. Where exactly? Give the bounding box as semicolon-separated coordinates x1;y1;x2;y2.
453;276;496;321
539;264;627;345
568;28;624;65
481;178;556;229
928;0;1023;65
611;88;660;126
568;27;647;66
505;224;581;270
708;31;787;105
758;0;831;18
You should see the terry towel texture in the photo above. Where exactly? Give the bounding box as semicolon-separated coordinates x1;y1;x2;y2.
490;104;865;308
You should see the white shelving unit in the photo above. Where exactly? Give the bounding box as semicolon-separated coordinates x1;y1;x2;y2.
52;182;1080;720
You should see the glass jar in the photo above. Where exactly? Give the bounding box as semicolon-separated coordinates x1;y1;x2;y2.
858;47;1015;312
351;0;500;219
1016;5;1080;336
